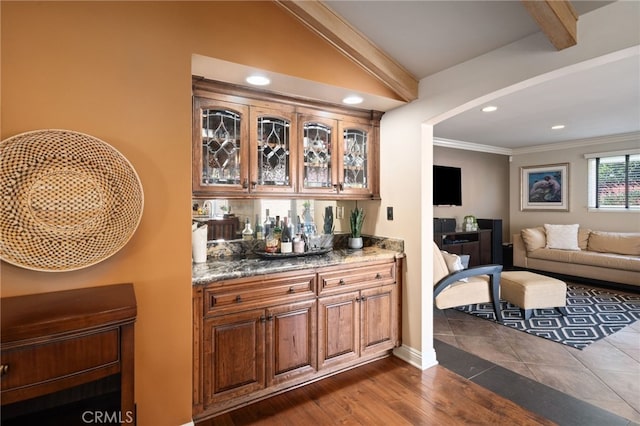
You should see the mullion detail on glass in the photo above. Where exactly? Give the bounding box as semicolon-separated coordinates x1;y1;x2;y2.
201;109;241;185
258;116;290;186
303;123;332;188
343;129;367;189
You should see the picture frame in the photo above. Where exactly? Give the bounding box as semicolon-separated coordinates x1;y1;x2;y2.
520;163;569;211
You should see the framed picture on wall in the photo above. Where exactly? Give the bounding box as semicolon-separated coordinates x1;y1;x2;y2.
520;163;569;211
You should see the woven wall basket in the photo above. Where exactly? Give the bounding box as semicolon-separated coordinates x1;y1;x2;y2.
0;129;144;272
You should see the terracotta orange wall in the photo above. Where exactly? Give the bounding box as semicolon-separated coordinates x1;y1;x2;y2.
1;2;390;424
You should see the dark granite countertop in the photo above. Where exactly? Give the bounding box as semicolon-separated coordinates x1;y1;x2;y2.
192;246;404;286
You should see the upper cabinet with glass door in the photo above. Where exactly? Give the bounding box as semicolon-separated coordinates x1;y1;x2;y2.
299;115;338;196
250;106;297;194
337;117;380;198
192;78;381;200
193;97;249;196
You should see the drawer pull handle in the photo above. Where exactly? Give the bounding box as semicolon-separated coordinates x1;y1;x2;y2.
375;273;382;279
235;295;242;303
267;315;274;321
288;287;295;294
260;315;266;323
0;364;8;376
339;279;345;285
210;296;217;306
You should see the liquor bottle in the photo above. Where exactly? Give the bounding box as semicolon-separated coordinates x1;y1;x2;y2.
254;214;263;240
280;217;292;253
242;218;253;240
263;209;271;239
273;216;282;251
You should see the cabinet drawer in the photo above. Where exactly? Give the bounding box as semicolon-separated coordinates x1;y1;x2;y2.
205;273;315;315
318;262;395;295
1;329;119;392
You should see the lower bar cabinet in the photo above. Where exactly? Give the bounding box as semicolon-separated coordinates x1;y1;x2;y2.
193;257;403;421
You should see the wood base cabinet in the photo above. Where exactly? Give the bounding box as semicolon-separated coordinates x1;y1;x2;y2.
193;257;403;421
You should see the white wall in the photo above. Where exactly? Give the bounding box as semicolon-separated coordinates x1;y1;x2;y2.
376;1;639;369
510;135;640;237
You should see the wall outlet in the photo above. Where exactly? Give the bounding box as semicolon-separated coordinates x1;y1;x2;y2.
387;206;393;220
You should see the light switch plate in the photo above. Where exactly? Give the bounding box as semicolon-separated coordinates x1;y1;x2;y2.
387;206;393;220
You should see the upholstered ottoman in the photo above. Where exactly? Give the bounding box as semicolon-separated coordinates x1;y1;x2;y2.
500;271;568;320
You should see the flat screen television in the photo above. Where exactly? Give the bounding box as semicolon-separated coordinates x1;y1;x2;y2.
433;165;462;206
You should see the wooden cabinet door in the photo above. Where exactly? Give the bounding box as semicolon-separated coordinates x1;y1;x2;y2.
337;118;376;198
298;115;339;196
266;300;317;386
360;285;397;357
317;291;360;369
203;309;265;407
249;105;297;194
193;97;250;196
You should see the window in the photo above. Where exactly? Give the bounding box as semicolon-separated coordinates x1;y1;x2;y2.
586;150;640;210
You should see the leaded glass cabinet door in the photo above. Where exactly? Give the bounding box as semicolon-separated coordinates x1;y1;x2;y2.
193;98;249;195
250;106;297;194
338;120;373;197
299;116;338;195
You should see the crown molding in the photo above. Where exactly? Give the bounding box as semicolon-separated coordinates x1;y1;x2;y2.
434;132;640;156
433;137;513;156
512;131;640;155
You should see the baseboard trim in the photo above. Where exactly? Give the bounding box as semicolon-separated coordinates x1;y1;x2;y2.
393;344;438;370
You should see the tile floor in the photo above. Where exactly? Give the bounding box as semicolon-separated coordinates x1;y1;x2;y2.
433;284;640;424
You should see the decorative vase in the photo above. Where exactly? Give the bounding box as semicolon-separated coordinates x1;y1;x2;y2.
348;237;363;250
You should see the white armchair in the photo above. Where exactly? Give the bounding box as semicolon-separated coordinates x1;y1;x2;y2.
432;241;503;321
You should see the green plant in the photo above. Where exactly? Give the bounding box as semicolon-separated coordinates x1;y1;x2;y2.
349;207;365;238
322;206;334;234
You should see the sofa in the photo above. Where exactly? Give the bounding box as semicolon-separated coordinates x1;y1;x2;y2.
513;224;640;287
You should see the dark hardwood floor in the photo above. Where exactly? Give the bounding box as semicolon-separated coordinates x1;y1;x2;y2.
196;355;556;426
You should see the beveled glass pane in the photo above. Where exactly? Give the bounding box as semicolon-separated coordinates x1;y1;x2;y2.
257;116;291;186
201;109;242;185
343;129;367;189
303;122;332;188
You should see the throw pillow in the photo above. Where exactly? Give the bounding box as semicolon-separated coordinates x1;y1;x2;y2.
544;224;580;250
440;251;468;282
521;227;546;251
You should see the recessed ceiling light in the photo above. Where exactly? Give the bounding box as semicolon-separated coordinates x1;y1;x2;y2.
246;75;270;86
481;106;498;112
551;125;565;130
342;95;363;105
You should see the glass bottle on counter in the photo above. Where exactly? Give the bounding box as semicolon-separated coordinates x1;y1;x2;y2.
242;218;253;240
254;214;263;240
280;217;292;253
263;209;271;240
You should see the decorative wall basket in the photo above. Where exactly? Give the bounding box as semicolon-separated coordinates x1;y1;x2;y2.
0;129;144;272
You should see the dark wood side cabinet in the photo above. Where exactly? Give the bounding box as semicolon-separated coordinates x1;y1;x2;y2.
434;229;492;266
1;284;137;425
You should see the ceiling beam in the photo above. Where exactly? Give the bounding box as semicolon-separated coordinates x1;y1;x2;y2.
275;0;418;102
521;0;578;50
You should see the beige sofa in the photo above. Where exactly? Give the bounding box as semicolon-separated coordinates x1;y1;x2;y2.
513;226;640;287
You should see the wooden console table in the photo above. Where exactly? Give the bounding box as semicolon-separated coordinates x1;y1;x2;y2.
1;283;137;425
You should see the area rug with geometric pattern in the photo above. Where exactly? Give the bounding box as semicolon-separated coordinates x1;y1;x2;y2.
455;284;640;350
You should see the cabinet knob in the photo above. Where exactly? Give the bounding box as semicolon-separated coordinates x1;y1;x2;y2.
260;315;266;323
235;295;242;303
251;181;257;189
332;184;338;192
375;273;382;279
339;279;345;285
288;287;295;294
267;315;274;321
242;179;249;189
0;364;9;376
